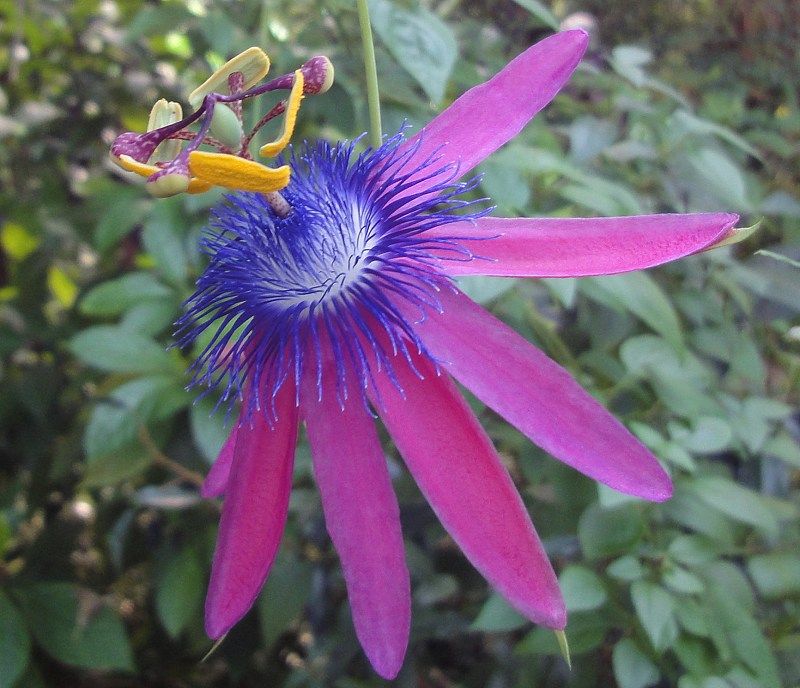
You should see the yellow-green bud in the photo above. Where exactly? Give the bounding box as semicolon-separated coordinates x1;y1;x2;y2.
147;172;190;198
146;99;183;162
209;102;244;149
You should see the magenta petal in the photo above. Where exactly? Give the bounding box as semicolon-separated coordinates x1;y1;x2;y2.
399;30;588;181
430;213;740;277
301;358;410;679
372;350;565;628
201;425;238;498
204;380;298;639
408;287;672;500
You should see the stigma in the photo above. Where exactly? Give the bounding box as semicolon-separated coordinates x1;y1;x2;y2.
109;48;334;200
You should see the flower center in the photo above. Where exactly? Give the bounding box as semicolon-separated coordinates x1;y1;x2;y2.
176;133;488;413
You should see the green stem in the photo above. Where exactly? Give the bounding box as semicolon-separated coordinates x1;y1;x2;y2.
356;0;382;148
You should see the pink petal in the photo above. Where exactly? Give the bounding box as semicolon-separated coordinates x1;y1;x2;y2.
201;425;238;498
399;30;588;182
204;379;298;639
407;287;672;501
372;349;565;628
430;213;740;277
301;355;410;680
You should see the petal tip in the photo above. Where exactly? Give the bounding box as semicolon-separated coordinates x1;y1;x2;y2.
554;28;590;57
204;610;231;641
537;599;568;630
630;469;673;503
650;477;674;503
370;652;405;681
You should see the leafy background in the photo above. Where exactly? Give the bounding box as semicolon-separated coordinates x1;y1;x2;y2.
1;0;799;686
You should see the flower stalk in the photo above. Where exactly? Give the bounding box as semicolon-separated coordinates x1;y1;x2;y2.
356;0;383;149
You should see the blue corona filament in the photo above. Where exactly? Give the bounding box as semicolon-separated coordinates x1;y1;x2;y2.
175;133;489;418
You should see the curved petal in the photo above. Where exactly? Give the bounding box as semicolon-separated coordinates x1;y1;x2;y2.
429;213;740;277
398;30;588;182
371;349;564;629
407;287;672;501
201;425;238;498
301;354;410;680
204;379;298;639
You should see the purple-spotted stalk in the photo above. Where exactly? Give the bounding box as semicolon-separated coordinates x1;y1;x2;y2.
356;0;383;148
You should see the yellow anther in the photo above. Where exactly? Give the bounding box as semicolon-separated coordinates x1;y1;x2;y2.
112;153;158;178
147;99;183;162
112;153;211;196
188;178;213;194
189;47;271;109
188;151;291;193
259;70;304;158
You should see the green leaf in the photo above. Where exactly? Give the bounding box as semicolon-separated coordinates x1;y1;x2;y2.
760;191;800;218
141;200;190;286
455;276;517;304
69;326;175;374
668;535;721;566
471;593;527;632
612;639;659;688
664;489;737;546
1;222;40;261
631;581;678;651
257;552;313;650
369;0;457;104
669;110;762;161
764;433;800;468
585;272;683;349
120;298;180;337
80;273;173;317
703;568;781;688
747;553;800;599
510;0;559;28
675;598;710;637
558;566;607;612
671;417;733;454
156;546;204;638
84;376;180;459
569;116;618;163
190;396;233;464
685;147;752;212
15;583;133;672
93;188;150;252
578;503;644;560
0;590;31;688
81;444;153;489
610;45;652;87
606;556;644;582
479;157;531;213
662;565;705;595
691;476;781;539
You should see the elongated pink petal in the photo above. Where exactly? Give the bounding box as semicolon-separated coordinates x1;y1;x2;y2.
430;213;740;277
372;349;565;628
204;379;298;639
399;30;588;181
301;356;410;680
408;287;672;500
201;425;238;498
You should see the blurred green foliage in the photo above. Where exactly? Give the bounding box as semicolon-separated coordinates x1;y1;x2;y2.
1;0;799;686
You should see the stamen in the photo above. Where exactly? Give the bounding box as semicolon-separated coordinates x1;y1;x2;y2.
110;49;335;198
264;191;292;218
259;70;304;158
188;47;271;110
240;101;285;154
188;151;291;193
227;71;245;120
